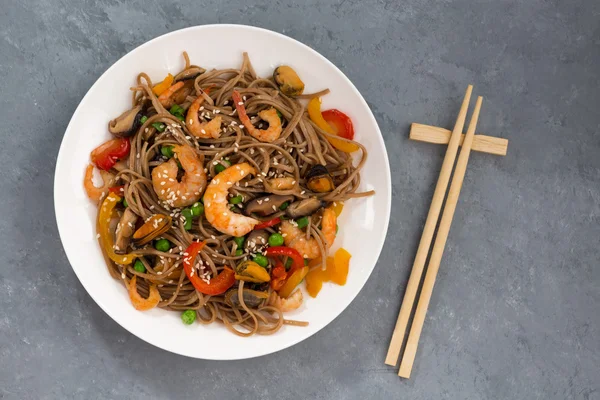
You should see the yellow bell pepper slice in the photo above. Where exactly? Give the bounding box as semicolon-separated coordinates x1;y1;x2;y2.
97;192;137;265
307;98;359;153
278;266;309;298
305;257;334;297
152;73;174;96
331;201;344;217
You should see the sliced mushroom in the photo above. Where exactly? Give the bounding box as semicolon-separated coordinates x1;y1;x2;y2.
174;67;205;82
224;288;269;308
245;194;294;217
306;164;335;193
108;105;143;138
244;230;270;253
133;214;172;246
285;198;324;218
114;208;138;254
234;261;271;283
172;80;195;105
273;66;304;96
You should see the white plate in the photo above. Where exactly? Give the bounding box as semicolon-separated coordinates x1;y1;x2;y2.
54;24;391;360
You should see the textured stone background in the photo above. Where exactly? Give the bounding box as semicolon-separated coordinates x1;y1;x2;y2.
1;1;599;399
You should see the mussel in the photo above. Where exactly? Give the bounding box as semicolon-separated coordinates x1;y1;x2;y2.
224;288;269;308
133;214;172;246
273;66;304;96
108;105;143;138
245;194;294;217
234;260;271;283
306;164;335;193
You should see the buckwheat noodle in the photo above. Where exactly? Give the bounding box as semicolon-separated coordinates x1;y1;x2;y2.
102;52;373;336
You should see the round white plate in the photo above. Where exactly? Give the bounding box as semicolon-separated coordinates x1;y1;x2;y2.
54;24;391;359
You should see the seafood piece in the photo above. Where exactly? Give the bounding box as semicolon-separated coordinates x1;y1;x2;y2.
232;90;282;142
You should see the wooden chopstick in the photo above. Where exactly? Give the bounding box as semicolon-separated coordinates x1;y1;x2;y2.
398;96;484;378
410;123;508;156
384;85;473;367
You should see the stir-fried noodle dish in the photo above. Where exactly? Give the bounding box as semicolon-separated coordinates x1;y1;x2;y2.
84;52;374;336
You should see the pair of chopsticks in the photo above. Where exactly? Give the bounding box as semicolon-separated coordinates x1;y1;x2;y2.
385;85;483;378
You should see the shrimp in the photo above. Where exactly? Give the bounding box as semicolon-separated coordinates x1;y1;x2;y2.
158;81;184;108
268;288;303;312
84;164;116;202
232;90;282;142
280;207;337;259
151;145;206;208
203;162;259;236
186;89;223;139
267;177;296;190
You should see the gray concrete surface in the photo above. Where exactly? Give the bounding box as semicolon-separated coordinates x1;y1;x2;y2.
1;0;599;399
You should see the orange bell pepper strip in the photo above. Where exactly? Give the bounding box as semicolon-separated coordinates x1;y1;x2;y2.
331;248;351;285
152;73;174;96
278;266;309;298
307;98;360;153
97;192;137;265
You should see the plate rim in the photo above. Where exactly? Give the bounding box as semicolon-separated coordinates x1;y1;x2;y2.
54;24;391;359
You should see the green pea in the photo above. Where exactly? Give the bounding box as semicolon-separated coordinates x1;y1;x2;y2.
296;216;309;229
154;238;171;252
152;122;166;132
233;236;245;248
268;233;284;247
235;249;244;257
184;218;192;231
214;160;231;174
140;116;148;124
133;259;146;273
182;208;193;220
122;198;128;208
229;195;243;205
181;310;196;325
161;145;174;158
191;202;204;217
279;201;289;211
252;254;268;268
284;257;293;270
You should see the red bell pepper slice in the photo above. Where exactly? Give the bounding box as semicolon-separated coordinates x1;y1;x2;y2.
91;138;131;171
108;185;125;194
183;241;235;295
270;263;287;291
254;217;281;230
321;109;355;140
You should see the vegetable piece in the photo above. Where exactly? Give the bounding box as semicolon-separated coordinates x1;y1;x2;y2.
140;116;148;124
331;247;351;285
305;257;334;297
270;264;287;291
108;185;125;194
191;202;204;217
279;201;289;211
108;105;143;138
278;266;309;298
322;109;355;140
254;217;281;230
183;241;236;295
169;104;185;120
268;233;284;247
235;249;244;257
295;216;309;229
252;254;269;268
133;215;172;246
244;230;269;253
235;260;271;283
127;276;161;311
152;122;166;132
133;260;146;273
331;201;344;217
214;160;231;173
229;195;243;205
97;192;137;264
307;98;359;153
174;67;205;82
154;238;171;252
161;145;174;158
245;194;294;217
90;138;131;171
122;199;129;207
233;236;245;248
273;66;305;96
152;73;174;96
285;198;324;218
181;310;196;325
265;246;304;276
